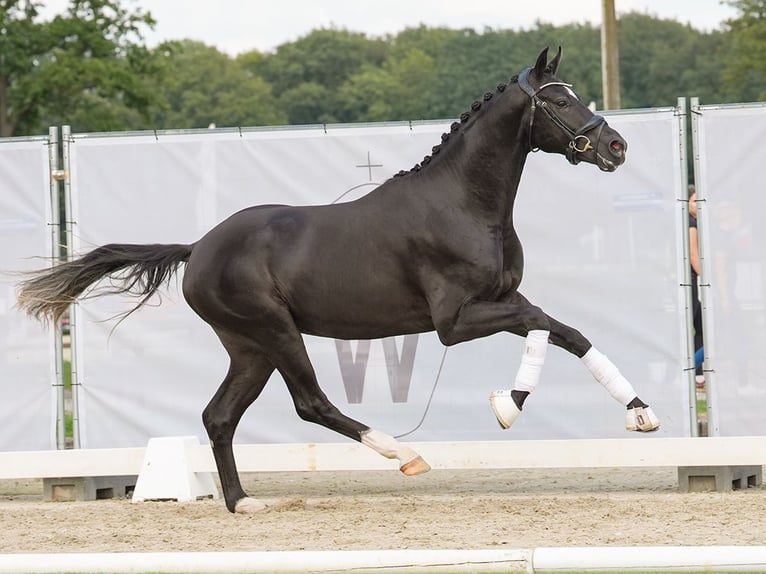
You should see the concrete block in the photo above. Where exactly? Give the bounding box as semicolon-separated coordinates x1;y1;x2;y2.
678;465;763;493
43;475;137;502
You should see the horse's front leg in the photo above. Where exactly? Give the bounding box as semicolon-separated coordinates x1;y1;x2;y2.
432;292;552;429
431;292;659;432
544;312;660;432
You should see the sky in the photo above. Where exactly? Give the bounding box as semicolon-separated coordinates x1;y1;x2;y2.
40;0;738;55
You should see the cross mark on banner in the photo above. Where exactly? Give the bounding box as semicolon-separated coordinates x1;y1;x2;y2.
356;151;383;181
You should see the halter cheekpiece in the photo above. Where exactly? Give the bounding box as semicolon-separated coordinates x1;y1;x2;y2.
518;67;606;165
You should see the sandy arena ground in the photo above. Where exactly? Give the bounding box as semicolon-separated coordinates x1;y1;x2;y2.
1;467;765;553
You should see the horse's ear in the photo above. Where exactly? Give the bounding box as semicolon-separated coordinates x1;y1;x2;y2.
533;47;550;78
547;46;563;76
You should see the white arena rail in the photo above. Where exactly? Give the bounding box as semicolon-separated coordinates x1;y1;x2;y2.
2;437;766;480
3;546;766;574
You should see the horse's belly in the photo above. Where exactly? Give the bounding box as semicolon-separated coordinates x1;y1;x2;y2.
300;314;435;340
289;281;434;340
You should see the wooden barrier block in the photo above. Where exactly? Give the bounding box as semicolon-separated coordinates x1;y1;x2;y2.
43;475;137;501
677;465;763;493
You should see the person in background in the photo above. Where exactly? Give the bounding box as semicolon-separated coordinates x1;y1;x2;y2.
688;184;705;389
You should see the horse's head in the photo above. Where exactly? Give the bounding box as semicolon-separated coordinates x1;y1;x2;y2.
519;47;626;172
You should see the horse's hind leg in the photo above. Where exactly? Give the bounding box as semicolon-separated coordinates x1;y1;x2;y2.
265;311;430;476
202;334;275;514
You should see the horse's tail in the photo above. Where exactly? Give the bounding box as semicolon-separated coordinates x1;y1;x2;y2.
17;243;193;324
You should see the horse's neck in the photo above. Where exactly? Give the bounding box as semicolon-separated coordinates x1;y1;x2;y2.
445;101;530;223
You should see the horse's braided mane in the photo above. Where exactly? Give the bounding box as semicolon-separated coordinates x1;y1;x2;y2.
393;74;520;178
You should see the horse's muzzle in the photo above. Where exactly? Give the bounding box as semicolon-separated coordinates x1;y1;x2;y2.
595;131;627;172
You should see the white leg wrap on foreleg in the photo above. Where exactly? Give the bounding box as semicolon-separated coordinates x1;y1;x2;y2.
513;329;550;392
360;429;431;475
581;347;660;432
490;329;550;429
581;347;637;405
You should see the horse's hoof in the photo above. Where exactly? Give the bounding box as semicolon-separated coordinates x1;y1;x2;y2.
489;390;521;430
234;497;267;514
626;406;660;432
400;456;431;476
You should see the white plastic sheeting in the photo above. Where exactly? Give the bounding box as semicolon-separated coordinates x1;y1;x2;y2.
694;102;766;436
67;111;690;449
0;136;55;451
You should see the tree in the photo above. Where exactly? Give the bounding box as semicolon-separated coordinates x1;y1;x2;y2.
3;7;751;135
618;12;726;108
337;49;438;122
149;41;286;129
256;28;389;95
278;82;335;125
720;0;766;101
0;0;160;136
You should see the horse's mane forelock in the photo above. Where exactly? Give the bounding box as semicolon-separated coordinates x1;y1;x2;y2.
393;74;521;178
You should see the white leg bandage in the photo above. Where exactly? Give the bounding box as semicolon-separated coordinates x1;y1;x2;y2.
581;347;637;405
513;329;550;393
488;330;549;429
360;429;418;465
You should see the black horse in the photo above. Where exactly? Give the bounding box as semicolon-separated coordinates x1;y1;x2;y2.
18;47;659;514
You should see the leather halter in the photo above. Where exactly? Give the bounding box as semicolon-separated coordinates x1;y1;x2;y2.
518;67;606;165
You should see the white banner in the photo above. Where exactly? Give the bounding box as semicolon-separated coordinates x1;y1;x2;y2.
695;102;766;436
0;137;55;451
69;112;690;448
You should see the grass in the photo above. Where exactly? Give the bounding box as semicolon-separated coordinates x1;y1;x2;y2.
63;358;73;440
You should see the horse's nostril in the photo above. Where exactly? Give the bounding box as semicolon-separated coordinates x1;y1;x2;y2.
610;140;625;155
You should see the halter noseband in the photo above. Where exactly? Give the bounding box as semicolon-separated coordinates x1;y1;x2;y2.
518;67;606;165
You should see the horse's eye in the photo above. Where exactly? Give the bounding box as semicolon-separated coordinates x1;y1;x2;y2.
556;99;568;108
